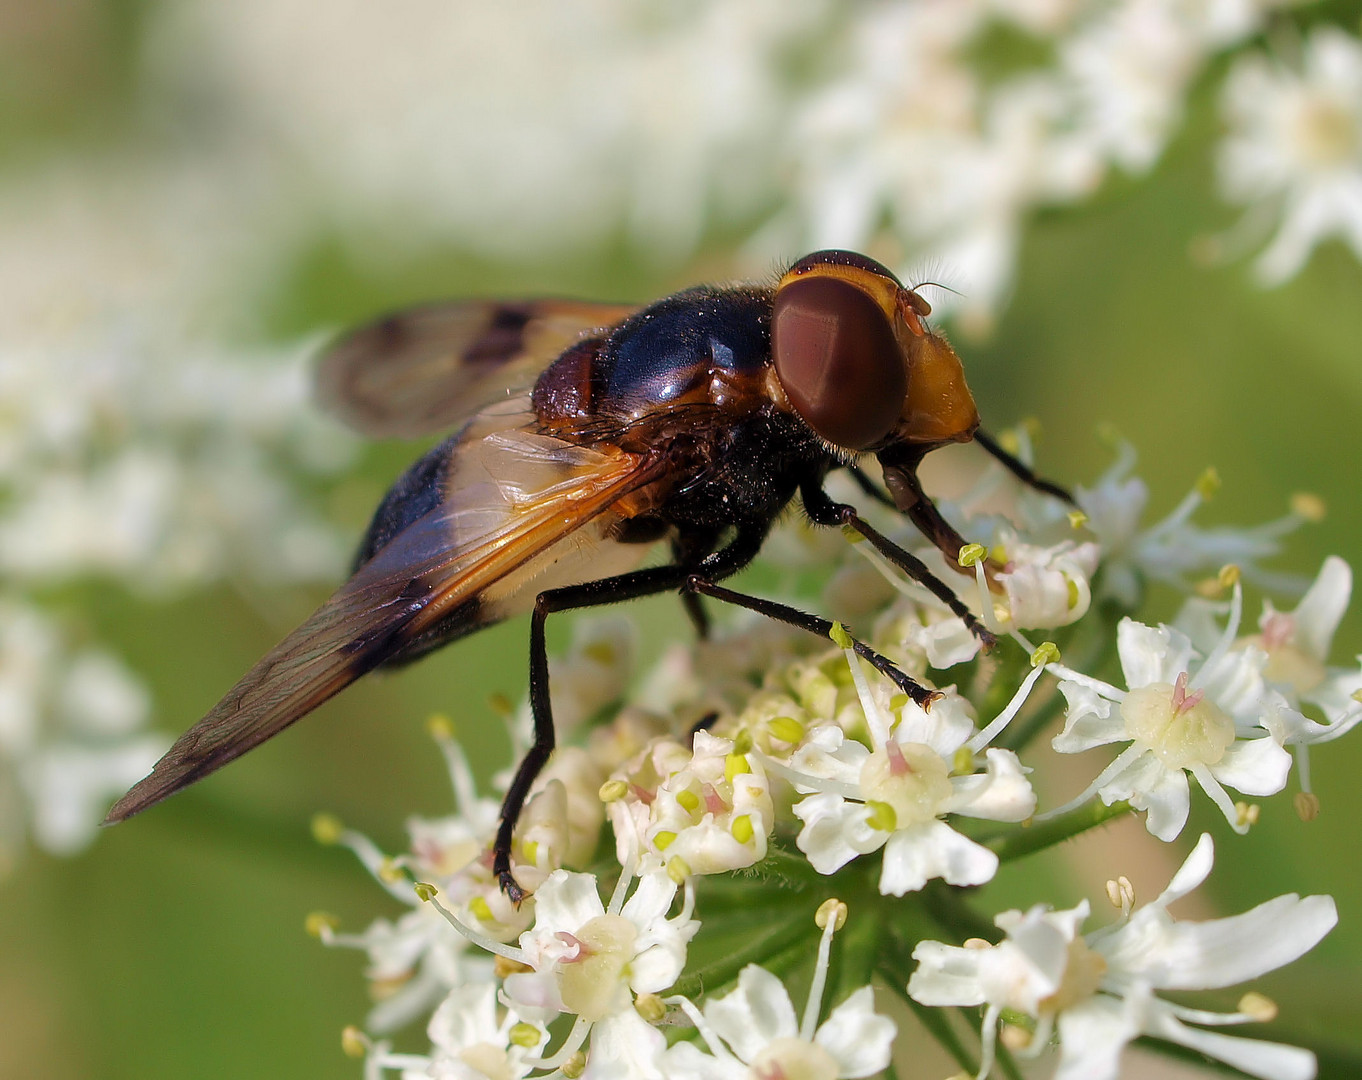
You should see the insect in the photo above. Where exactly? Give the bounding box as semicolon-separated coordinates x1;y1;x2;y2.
105;250;1070;901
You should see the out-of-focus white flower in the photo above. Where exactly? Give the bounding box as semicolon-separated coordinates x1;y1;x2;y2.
1220;27;1362;283
1046;583;1293;839
909;833;1336;1080
1077;443;1310;604
993;536;1101;629
0;599;165;866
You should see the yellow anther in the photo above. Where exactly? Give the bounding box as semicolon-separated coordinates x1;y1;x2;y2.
731;728;754;754
992;543;1010;566
1218;563;1241;588
341;1026;367;1058
1290;492;1327;522
1067;509;1089;529
1196;467;1221;500
1295;791;1321;822
1104;875;1134;911
889;693;909;711
829;622;855;649
487;691;513;718
311;813;344;845
724;752;750;783
992;602;1013;626
1235;801;1260;828
952;746;975;776
520;840;539;866
378;857;404;884
767;716;806;744
963;938;991;950
494;955;533;978
1352;688;1362;705
1066;577;1081;609
1195;576;1225;598
468;895;494;922
509;1022;542;1048
1095;422;1123;447
425;713;455;740
865;800;897;832
413;882;438;902
1238;992;1278;1022
731;815;754;845
562;1051;587;1078
676;789;701;814
841;524;866;544
998;430;1021;455
666;855;692;884
598;779;629;803
1031;641;1061;668
815;897;848;931
958;543;988;568
305;911;339;939
635;993;666;1023
653;830;677;851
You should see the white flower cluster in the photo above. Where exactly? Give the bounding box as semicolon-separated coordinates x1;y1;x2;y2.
143;0;1360;337
318;446;1352;1079
0;162;355;864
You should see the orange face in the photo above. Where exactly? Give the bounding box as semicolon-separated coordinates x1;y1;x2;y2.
771;250;979;451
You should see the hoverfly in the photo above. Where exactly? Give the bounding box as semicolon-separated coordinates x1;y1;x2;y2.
106;250;1070;901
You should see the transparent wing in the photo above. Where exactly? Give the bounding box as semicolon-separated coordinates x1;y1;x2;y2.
316;298;637;438
106;399;662;823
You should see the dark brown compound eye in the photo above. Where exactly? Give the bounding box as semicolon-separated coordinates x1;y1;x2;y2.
772;276;906;450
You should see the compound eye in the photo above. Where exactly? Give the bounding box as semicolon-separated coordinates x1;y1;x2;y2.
772;276;906;450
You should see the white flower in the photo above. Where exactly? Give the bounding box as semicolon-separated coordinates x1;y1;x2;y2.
606;729;774;876
777;657;1039;896
993;536;1101;629
425;983;547;1080
1047;585;1293;839
664;901;895;1080
1220;27;1362;284
503;868;698;1025
909;833;1337;1080
1076;442;1307;605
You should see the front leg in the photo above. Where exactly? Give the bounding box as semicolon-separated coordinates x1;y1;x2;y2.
801;481;996;649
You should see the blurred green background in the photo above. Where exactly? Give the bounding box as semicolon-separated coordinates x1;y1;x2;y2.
3;3;1362;1078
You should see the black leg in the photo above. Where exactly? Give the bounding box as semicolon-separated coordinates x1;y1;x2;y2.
683;577;939;710
845;463;897;510
672;532;719;639
495;529;764;900
801;483;996;650
975;428;1075;506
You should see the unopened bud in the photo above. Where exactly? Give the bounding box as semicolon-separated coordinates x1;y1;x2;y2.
815;898;848;931
767;716;806;744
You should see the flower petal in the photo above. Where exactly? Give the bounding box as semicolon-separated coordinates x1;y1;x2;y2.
945;748;1036;821
1054;995;1140;1080
1145;1007;1318;1080
907;941;985;1007
813;986;896;1077
1210;735;1292;797
1118;619;1196;690
879;820;998;896
703;964;798;1062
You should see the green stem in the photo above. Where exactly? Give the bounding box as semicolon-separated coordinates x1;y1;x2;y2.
668;913;813;1000
987;799;1132;862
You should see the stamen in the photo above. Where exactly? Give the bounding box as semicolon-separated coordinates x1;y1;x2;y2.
416;883;529;964
1188;763;1250;834
968;660;1049;752
801;899;845;1040
1034;744;1146;822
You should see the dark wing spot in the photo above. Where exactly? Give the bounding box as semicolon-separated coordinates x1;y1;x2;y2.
463;305;534;367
